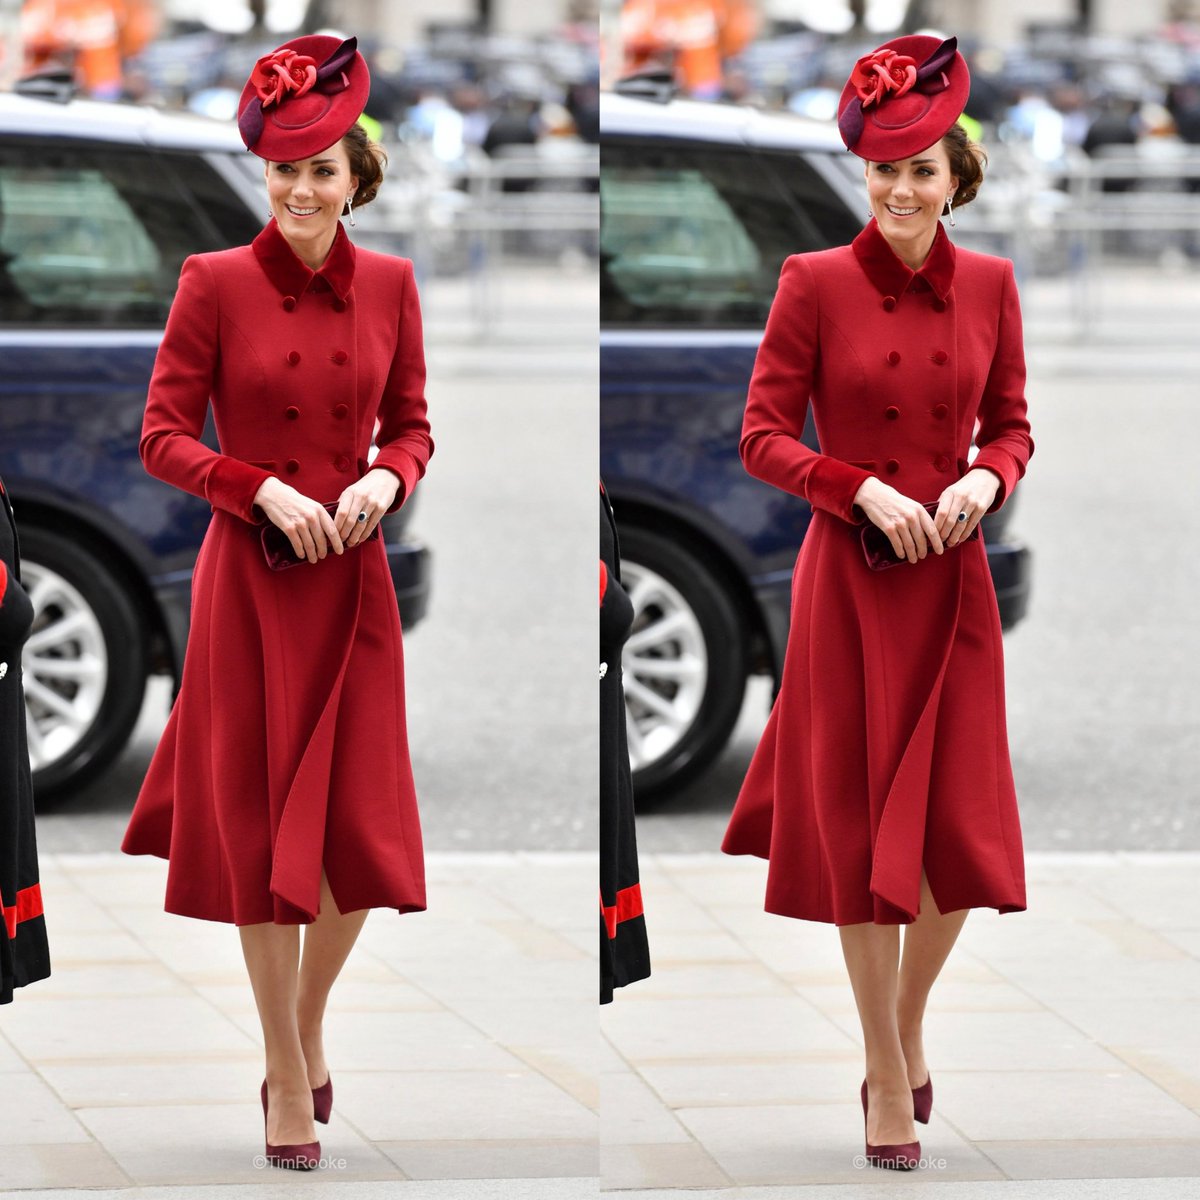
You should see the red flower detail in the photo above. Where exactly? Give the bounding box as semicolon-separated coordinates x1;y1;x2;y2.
249;48;318;109
849;48;918;109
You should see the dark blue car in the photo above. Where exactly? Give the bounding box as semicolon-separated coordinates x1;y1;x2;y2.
600;87;1032;801
0;90;430;800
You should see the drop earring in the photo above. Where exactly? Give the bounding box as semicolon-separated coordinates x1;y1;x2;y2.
343;195;356;227
944;193;956;227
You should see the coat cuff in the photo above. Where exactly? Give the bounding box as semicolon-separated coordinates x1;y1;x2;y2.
806;457;875;523
370;448;419;514
970;450;1018;513
204;458;275;524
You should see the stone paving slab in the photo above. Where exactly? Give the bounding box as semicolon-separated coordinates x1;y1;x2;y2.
600;852;1200;1195
0;852;597;1192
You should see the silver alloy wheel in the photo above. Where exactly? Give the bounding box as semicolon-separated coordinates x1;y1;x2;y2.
20;560;109;771
620;560;708;771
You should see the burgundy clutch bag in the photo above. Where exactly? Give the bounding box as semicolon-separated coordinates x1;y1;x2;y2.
259;502;378;571
860;501;978;571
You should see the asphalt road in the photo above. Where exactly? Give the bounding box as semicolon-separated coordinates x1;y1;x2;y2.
34;262;599;853
636;322;1200;853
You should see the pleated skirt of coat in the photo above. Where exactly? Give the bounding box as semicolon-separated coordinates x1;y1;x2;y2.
722;509;1026;925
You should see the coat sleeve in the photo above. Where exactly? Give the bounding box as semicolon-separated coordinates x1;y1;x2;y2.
370;259;434;513
740;255;874;523
139;255;273;524
971;259;1034;513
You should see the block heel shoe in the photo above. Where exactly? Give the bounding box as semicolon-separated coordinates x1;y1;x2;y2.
860;1079;920;1170
312;1074;333;1125
260;1079;321;1170
912;1072;932;1125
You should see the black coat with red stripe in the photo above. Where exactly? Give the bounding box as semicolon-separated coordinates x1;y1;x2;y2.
600;484;649;1002
0;477;50;1003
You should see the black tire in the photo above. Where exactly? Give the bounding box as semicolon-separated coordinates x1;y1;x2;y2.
17;526;148;805
618;525;749;804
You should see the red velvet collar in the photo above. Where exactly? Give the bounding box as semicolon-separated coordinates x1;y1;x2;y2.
251;218;356;303
851;217;956;303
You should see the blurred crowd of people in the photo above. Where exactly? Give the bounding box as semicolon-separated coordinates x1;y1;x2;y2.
612;0;1200;166
4;0;599;163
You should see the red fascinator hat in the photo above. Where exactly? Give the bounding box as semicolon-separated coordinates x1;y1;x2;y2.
237;34;370;161
837;34;969;161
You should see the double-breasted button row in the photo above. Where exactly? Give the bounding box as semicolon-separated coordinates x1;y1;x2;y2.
282;295;350;312
883;404;951;421
282;455;356;473
285;349;349;366
281;404;351;421
882;295;950;313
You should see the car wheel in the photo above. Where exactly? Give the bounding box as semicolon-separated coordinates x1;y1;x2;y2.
18;526;148;802
618;526;748;802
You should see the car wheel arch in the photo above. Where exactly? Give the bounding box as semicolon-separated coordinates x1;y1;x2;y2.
13;499;176;680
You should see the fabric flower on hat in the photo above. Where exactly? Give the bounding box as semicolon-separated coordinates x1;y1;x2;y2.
849;48;917;109
250;48;318;109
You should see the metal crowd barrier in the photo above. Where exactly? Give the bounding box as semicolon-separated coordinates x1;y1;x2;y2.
356;141;599;337
957;141;1200;340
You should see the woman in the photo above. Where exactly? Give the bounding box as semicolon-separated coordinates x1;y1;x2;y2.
1;475;51;1004
600;481;650;1002
121;35;432;1171
721;36;1033;1171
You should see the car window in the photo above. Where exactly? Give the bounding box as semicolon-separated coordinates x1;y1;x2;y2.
0;141;221;327
601;139;858;328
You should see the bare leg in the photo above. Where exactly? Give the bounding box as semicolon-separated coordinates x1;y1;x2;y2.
838;921;915;1146
296;870;369;1089
897;871;969;1088
238;922;315;1146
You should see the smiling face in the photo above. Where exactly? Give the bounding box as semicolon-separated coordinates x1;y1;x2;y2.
264;140;359;262
864;140;959;266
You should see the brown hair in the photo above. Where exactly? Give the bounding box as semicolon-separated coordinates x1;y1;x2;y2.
341;122;387;209
941;122;987;208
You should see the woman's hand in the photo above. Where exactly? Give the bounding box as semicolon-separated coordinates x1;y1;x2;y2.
933;468;1000;546
334;468;401;547
853;476;944;564
253;477;344;564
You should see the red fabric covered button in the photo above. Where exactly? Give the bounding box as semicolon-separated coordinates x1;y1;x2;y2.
332;298;347;313
886;350;901;365
885;458;900;474
332;350;348;365
932;349;949;364
285;458;300;474
285;405;300;420
882;296;896;312
334;454;350;472
287;351;301;366
332;403;349;419
932;298;947;312
885;405;900;420
932;403;949;419
282;296;296;312
934;454;950;471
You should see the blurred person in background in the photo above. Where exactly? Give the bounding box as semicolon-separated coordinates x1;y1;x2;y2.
120;34;433;1171
1;474;51;1007
20;0;156;98
723;35;1033;1172
620;0;757;99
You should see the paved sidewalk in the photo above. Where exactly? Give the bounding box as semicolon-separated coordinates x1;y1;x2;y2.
600;852;1200;1195
0;852;597;1196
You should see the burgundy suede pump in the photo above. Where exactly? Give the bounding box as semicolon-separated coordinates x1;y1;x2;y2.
312;1074;333;1124
860;1079;920;1170
260;1079;320;1170
912;1072;933;1124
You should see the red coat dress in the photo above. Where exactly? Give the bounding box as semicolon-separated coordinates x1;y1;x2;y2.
721;219;1033;925
121;218;433;926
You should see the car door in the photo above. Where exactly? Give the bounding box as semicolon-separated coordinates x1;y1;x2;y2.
0;134;259;798
599;132;861;798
